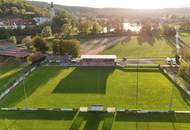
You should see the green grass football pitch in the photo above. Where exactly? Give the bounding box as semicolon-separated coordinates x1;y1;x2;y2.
0;111;190;130
0;66;189;111
102;36;176;58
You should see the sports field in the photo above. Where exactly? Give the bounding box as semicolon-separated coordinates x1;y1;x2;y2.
0;65;22;93
0;111;190;130
0;66;189;111
102;36;176;58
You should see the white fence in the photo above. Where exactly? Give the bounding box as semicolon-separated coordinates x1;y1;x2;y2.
0;64;40;100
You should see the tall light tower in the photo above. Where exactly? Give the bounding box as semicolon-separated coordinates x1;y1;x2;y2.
175;27;180;55
50;1;55;21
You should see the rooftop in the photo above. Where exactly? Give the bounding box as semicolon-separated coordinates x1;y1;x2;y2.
0;49;31;58
81;55;117;59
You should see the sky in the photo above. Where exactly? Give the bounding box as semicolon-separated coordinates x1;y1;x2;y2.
31;0;190;9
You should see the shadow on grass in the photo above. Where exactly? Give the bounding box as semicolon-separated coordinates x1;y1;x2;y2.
53;67;115;94
163;37;176;48
0;110;77;120
177;86;190;108
69;112;115;130
0;67;62;108
105;36;131;51
161;71;190;109
115;112;190;123
137;35;155;46
117;67;160;73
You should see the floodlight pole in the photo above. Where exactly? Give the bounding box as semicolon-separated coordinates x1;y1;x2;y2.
136;57;139;110
169;75;176;111
175;27;180;55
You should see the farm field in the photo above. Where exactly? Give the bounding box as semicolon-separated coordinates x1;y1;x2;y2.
0;111;190;130
0;65;22;92
102;36;176;58
0;66;189;111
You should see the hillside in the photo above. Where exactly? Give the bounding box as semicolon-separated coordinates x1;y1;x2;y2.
0;0;49;18
29;1;190;18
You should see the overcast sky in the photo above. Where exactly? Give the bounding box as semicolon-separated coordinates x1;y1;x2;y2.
31;0;190;9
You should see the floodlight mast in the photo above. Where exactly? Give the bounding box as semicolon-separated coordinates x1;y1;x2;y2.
175;27;180;55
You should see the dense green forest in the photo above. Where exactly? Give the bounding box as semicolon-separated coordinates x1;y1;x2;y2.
0;0;49;18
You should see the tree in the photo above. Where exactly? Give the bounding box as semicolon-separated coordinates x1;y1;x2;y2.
41;26;52;37
52;39;80;57
32;36;49;53
160;24;176;37
140;22;152;36
80;21;93;35
27;52;44;64
62;22;73;37
52;39;61;54
92;22;102;34
60;40;80;57
22;36;33;49
52;11;77;33
11;7;19;15
9;36;17;44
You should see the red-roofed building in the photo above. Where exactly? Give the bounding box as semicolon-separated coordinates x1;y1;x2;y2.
0;48;31;62
0;40;32;63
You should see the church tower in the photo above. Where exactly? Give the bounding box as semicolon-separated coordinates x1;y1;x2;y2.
50;1;55;20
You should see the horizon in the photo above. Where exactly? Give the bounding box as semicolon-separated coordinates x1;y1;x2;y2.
30;0;190;9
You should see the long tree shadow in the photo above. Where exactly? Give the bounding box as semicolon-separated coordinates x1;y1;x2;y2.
0;110;77;120
163;37;176;48
53;67;115;94
69;112;113;130
105;36;131;50
0;66;62;108
115;112;190;123
117;67;160;73
83;113;103;130
137;35;155;46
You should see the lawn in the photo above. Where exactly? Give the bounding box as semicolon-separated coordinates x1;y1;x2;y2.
0;111;190;130
102;36;176;58
0;66;189;111
0;65;22;93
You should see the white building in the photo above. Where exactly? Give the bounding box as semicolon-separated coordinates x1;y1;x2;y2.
33;17;50;25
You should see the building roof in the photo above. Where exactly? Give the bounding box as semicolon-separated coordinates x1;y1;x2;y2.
0;49;31;58
81;55;117;59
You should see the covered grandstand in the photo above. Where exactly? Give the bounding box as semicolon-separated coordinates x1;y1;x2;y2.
79;55;117;67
